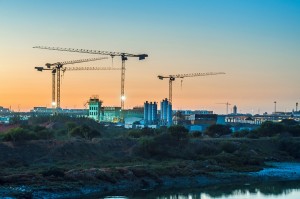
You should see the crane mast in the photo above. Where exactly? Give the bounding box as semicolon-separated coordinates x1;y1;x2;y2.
35;57;109;109
33;46;148;116
217;102;231;114
52;69;56;108
158;72;225;104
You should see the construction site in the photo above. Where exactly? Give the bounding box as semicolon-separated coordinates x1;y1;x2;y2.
28;46;227;127
0;45;299;132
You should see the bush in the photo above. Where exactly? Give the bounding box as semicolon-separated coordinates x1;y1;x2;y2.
220;141;238;153
41;167;65;177
66;122;77;133
69;124;101;139
280;119;298;126
232;129;250;138
190;131;203;138
134;132;190;158
205;124;232;137
286;125;300;137
127;129;142;138
279;140;300;159
256;121;285;137
168;125;189;140
127;128;158;138
36;129;54;139
3;128;37;142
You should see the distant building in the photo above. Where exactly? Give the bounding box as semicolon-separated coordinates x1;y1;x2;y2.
30;107;88;117
31;107;54;116
144;101;157;125
190;114;218;125
233;105;237;115
0;106;10;114
124;107;144;118
101;106;121;122
88;97;102;121
0;116;10;124
180;110;213;115
160;98;172;126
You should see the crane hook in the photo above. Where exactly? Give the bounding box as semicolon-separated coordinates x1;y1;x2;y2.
111;55;114;68
181;79;183;90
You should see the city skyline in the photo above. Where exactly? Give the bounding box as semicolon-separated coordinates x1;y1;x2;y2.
0;0;300;114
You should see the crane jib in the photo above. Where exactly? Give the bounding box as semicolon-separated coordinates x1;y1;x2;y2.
33;46;149;58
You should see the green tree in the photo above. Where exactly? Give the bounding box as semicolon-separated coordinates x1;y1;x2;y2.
205;124;232;137
3;128;36;142
256;121;285;137
168;125;189;140
69;125;101;139
280;119;298;126
69;126;82;138
66;122;77;133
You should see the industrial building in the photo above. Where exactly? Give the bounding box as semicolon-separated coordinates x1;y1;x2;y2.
144;101;158;125
88;97;102;121
160;98;172;126
30;107;88;117
101;106;121;122
0;106;10;114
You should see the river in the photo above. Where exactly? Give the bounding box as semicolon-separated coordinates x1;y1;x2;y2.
102;180;300;199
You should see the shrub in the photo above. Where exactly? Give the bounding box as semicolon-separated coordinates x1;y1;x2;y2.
220;141;238;153
190;131;203;138
280;119;298;126
41;167;65;177
232;129;250;138
279;140;300;159
3;128;37;142
69;126;82;137
66;122;77;132
36;129;54;139
256;121;285;137
127;129;142;138
69;125;101;139
286;125;300;137
168;125;189;140
134;132;190;158
205;124;232;137
194;141;221;156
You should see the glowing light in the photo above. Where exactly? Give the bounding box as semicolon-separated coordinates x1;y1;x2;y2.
51;102;56;106
121;96;126;101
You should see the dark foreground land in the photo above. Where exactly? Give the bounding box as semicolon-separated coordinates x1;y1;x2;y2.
0;137;300;198
1;117;300;198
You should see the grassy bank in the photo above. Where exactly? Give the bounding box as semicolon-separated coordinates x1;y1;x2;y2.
0;116;300;186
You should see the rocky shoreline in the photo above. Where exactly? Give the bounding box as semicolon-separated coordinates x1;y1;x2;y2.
1;162;300;199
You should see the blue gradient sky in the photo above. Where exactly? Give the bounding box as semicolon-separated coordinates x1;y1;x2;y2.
0;0;299;114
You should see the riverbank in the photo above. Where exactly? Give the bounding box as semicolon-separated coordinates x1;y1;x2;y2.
1;162;300;198
0;135;300;198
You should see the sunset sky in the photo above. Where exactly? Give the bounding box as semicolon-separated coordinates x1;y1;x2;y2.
0;0;299;114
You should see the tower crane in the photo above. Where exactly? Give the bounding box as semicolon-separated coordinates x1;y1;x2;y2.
33;46;148;112
216;102;231;115
35;57;108;108
158;72;225;104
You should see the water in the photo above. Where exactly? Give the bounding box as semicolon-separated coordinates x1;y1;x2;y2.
102;181;300;199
